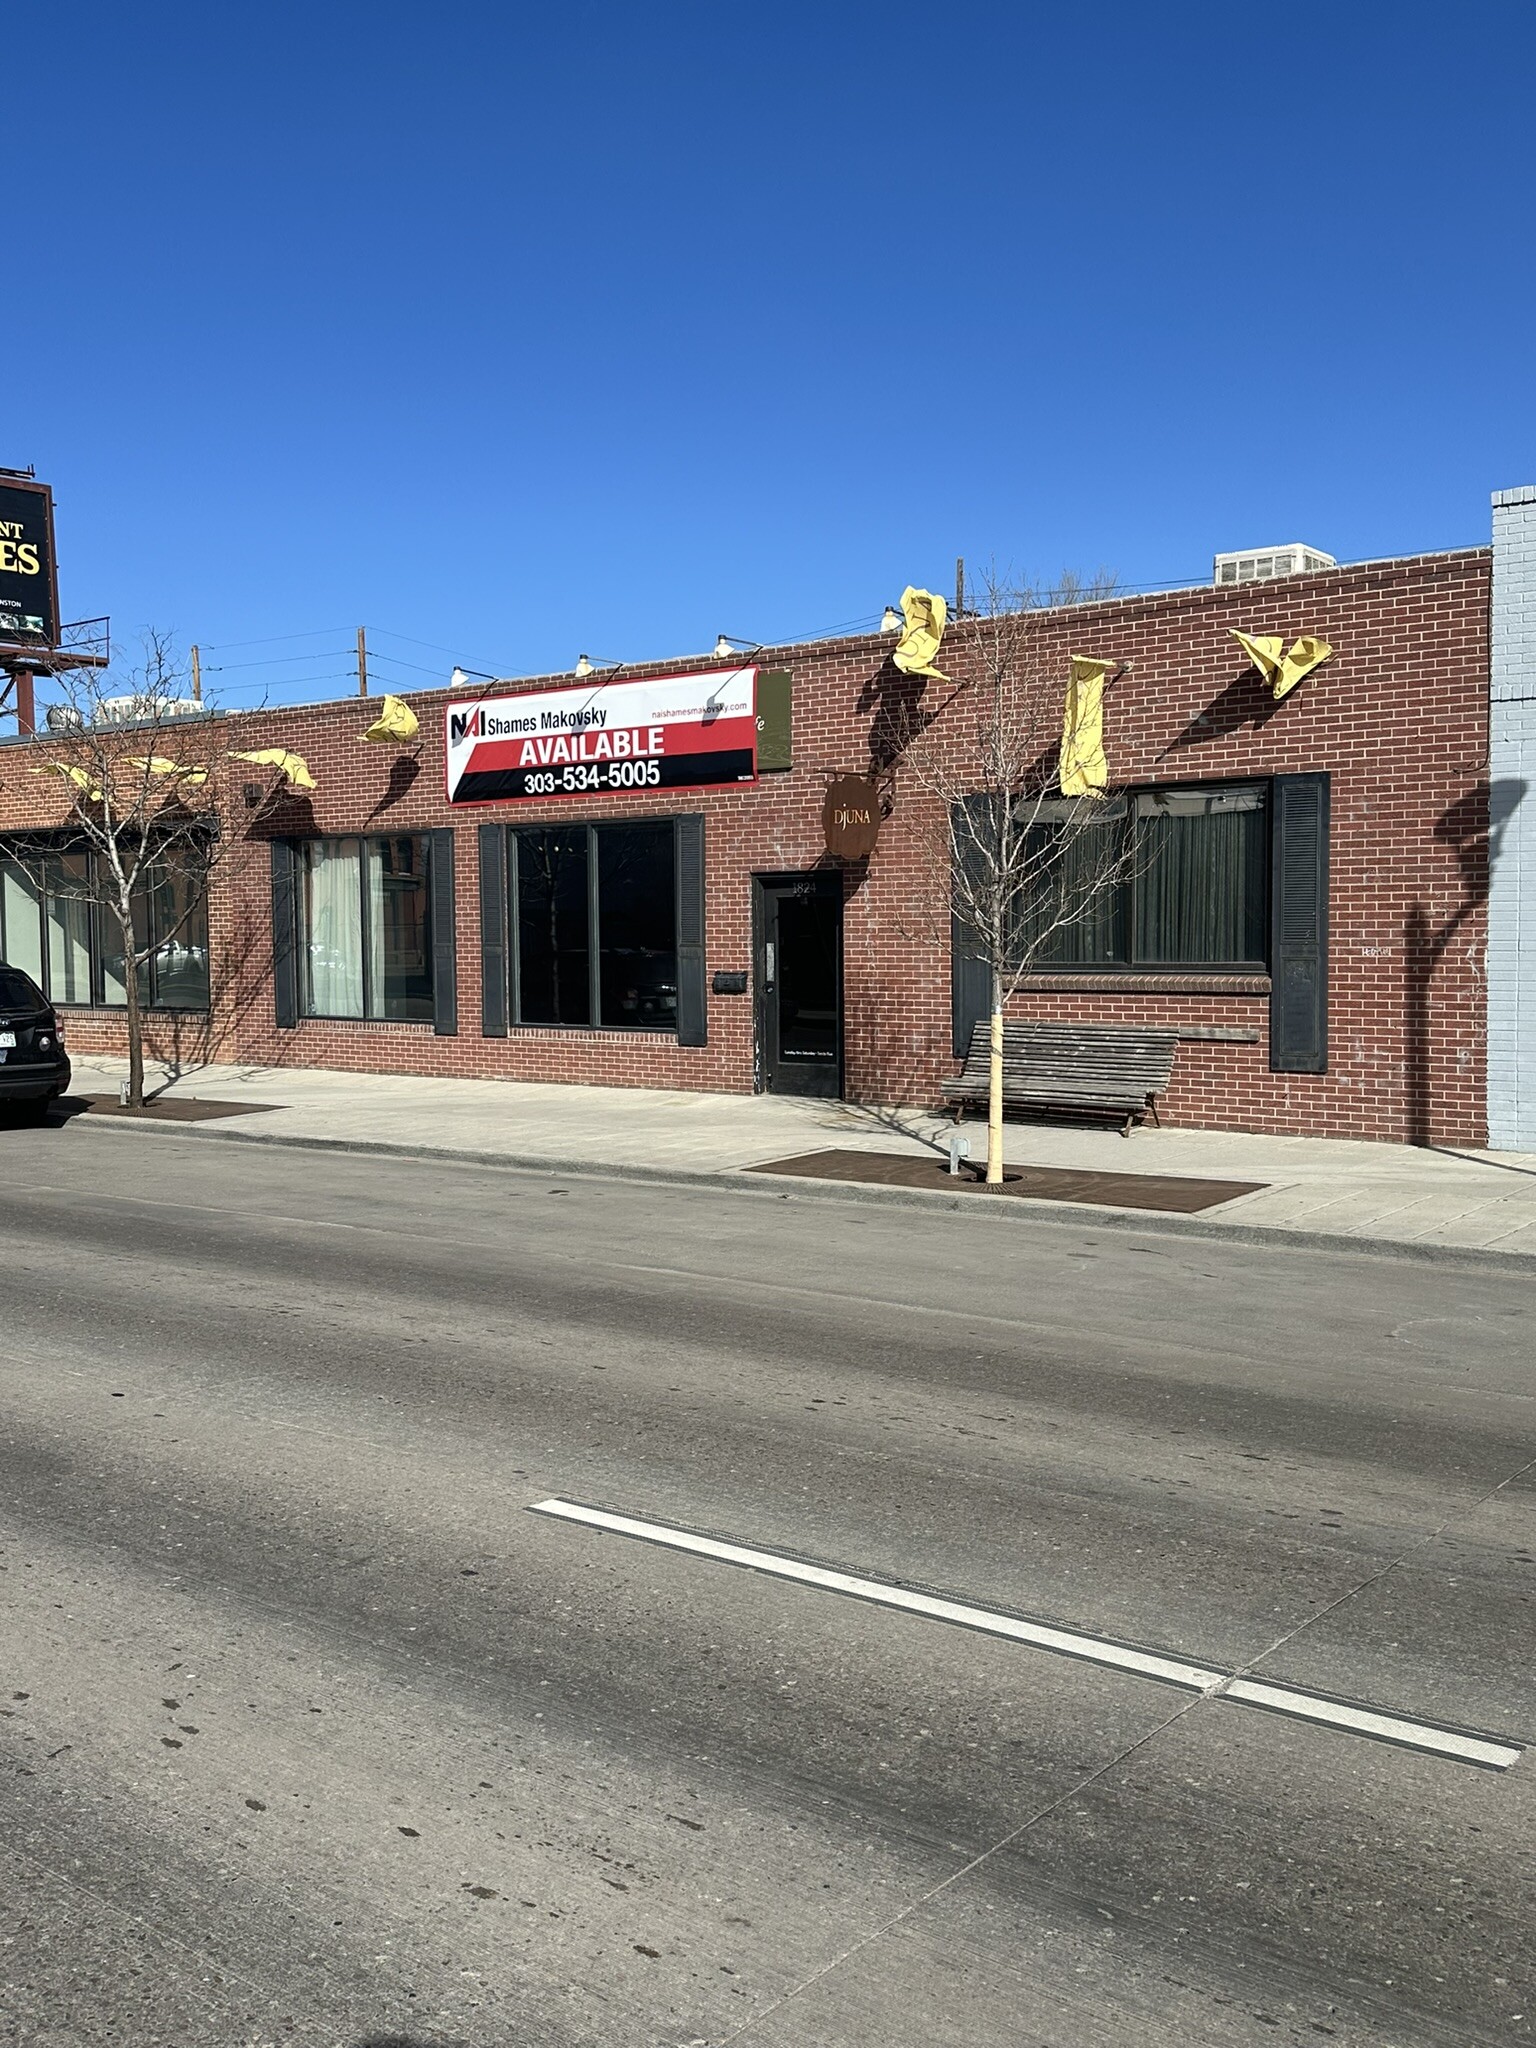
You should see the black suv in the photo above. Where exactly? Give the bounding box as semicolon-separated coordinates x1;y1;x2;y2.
0;965;71;1117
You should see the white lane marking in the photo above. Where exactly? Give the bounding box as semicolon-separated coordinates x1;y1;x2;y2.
1221;1678;1523;1771
531;1499;1228;1692
529;1498;1524;1773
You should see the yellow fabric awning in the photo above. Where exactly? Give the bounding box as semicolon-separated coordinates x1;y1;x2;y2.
892;587;949;681
1230;629;1333;700
1276;634;1332;700
34;762;104;803
231;748;317;790
1059;654;1110;796
128;756;210;787
362;694;420;743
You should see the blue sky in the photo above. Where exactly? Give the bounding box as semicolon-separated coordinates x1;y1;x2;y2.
12;2;1536;706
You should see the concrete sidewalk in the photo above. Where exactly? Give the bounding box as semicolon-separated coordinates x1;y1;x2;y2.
51;1052;1536;1264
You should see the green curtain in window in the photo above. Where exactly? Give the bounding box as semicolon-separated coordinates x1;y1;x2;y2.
1018;805;1129;966
1134;789;1266;966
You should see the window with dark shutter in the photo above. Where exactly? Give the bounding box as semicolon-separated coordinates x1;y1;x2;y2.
270;840;298;1029
477;822;508;1037
950;795;993;1055
505;817;697;1037
430;828;458;1036
1269;773;1329;1073
675;814;707;1046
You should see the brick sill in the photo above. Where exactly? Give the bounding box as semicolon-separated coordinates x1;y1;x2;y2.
49;1003;211;1018
508;1025;677;1041
1015;972;1271;996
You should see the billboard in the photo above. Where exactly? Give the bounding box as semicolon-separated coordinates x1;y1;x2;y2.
0;477;61;647
446;666;758;806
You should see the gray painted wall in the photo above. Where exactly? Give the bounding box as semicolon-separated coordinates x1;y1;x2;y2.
1489;486;1536;1151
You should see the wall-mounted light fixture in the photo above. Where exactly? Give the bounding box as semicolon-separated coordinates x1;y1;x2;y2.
881;606;902;633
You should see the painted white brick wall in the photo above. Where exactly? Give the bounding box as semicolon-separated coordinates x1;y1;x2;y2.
1488;486;1536;1150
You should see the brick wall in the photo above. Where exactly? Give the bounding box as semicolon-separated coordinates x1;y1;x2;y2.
1;546;1492;1144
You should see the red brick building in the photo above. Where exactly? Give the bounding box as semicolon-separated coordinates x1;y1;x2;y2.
0;545;1493;1144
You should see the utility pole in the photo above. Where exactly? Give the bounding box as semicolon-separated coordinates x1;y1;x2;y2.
12;664;35;734
357;626;369;696
955;556;965;621
190;644;202;702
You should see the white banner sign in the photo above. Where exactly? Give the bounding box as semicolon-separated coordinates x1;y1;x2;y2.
446;668;758;806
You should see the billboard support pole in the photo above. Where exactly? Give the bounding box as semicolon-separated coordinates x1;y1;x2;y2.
14;665;34;735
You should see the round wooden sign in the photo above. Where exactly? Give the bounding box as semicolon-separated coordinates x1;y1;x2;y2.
822;774;881;861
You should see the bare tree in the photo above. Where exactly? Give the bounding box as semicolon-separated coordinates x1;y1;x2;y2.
14;632;272;1107
895;571;1138;1183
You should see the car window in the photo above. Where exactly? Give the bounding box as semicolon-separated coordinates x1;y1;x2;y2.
0;965;46;1009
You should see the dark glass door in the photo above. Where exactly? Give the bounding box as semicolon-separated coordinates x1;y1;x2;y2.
757;872;842;1097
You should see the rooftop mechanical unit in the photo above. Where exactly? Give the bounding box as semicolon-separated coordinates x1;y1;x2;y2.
1213;543;1335;587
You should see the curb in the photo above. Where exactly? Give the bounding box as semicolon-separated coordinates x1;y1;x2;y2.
56;1109;1536;1277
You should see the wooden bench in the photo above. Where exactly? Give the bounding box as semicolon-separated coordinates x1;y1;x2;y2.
943;1021;1179;1135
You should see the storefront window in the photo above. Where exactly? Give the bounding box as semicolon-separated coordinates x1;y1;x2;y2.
145;853;213;1010
511;820;677;1031
1018;782;1269;971
1015;798;1129;966
516;827;590;1026
0;861;45;988
370;836;434;1021
1133;786;1267;967
43;853;94;1004
598;823;676;1029
300;835;433;1021
0;842;212;1009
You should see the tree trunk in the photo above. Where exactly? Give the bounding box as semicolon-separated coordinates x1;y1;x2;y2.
986;968;1004;1185
121;901;145;1109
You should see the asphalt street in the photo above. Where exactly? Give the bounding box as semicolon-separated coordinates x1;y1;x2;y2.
0;1121;1532;2048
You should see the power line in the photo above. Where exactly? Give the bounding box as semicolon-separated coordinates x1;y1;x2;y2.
363;648;445;679
204;649;353;674
202;626;348;653
369;625;513;672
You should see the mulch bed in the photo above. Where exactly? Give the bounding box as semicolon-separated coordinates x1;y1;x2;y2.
747;1149;1265;1214
58;1094;282;1123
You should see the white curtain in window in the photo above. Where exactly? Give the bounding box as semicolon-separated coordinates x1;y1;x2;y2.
100;890;129;1007
304;840;364;1017
1;863;45;987
44;855;93;1005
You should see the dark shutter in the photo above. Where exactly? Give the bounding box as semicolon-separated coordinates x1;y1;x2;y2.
756;670;793;772
951;921;990;1059
477;822;507;1037
270;839;298;1029
675;813;707;1046
1269;774;1329;1073
950;796;992;1056
430;827;458;1037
